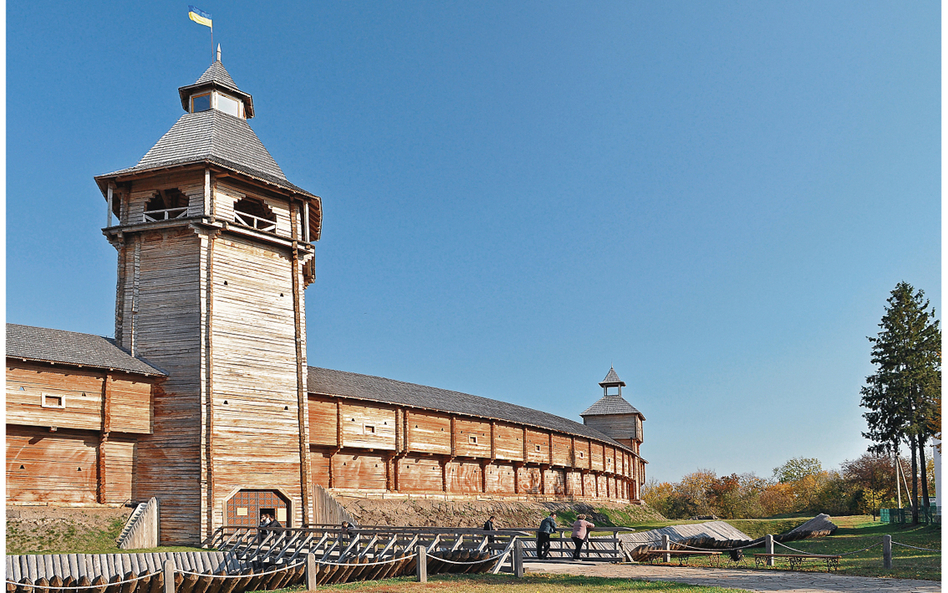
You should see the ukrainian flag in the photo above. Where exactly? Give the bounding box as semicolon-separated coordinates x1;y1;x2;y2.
188;5;213;28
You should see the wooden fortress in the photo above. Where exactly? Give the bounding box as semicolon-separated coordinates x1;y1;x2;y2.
5;58;647;545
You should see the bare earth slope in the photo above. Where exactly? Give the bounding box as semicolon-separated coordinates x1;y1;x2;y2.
336;497;664;529
6;500;662;553
6;506;131;554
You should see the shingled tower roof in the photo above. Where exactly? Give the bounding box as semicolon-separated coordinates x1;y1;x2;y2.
599;366;626;388
94;57;315;200
177;59;254;117
581;366;645;420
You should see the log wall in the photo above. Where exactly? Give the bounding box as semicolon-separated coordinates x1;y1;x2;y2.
307;393;640;503
114;219;205;544
6;426;98;503
6;363;152;434
208;231;307;530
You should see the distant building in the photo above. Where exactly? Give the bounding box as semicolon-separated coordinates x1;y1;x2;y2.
6;56;647;545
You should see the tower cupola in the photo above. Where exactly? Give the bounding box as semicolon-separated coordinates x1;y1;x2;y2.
599;365;626;397
177;50;255;119
581;366;645;449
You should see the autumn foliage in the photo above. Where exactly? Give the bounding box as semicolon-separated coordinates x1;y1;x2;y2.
642;453;924;519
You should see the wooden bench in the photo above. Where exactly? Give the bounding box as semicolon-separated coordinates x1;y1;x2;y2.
753;553;841;572
644;549;723;566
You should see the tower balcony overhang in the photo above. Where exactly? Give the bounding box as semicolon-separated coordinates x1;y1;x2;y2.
95;160;322;243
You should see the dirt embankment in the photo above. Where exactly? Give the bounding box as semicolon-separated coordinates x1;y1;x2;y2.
6;506;131;555
6;499;664;554
337;497;664;529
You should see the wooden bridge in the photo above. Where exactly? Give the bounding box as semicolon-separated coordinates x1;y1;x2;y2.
6;525;625;593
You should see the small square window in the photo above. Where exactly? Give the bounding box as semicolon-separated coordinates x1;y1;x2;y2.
191;93;211;113
469;435;478;444
42;394;65;409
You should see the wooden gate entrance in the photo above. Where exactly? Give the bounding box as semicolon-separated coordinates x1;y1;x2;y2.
226;489;290;527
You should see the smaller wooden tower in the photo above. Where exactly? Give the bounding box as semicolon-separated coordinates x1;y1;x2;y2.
580;367;647;498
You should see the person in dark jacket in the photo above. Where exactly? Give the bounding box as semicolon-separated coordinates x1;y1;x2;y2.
536;511;557;559
483;515;497;543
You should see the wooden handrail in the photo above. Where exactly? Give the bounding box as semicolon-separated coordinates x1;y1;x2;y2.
143;207;188;222
234;210;277;231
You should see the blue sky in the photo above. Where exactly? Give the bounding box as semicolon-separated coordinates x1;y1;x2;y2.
6;1;940;484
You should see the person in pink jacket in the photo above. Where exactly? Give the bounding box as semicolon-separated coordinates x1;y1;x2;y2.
570;514;595;560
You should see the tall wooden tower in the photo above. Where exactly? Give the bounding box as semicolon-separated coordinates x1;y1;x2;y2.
95;57;322;545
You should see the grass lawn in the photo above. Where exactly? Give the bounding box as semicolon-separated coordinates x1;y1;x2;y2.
628;514;940;581
753;514;941;581
265;573;748;592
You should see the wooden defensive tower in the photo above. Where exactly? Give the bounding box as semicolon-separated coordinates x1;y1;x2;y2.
580;367;647;498
94;55;322;544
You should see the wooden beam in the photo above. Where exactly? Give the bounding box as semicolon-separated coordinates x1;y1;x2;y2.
204;230;216;537
97;373;112;504
489;421;496;460
548;432;554;466
106;185;114;228
450;417;456;458
404;409;411;452
289;204;312;526
204;168;212;217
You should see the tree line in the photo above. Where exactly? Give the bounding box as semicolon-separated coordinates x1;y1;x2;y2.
643;453;936;520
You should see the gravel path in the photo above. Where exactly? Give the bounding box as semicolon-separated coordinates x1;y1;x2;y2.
525;560;941;593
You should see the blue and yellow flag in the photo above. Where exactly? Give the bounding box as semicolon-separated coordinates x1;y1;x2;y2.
188;5;213;28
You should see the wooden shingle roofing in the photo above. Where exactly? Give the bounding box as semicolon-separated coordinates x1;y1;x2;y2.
307;366;631;450
177;60;253;117
95;60;313;200
599;366;625;386
580;394;644;420
6;324;166;377
95;110;313;198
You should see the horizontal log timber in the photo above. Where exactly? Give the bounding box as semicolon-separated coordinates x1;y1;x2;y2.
307;392;637;502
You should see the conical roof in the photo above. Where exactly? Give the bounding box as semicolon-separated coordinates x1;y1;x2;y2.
599;366;626;388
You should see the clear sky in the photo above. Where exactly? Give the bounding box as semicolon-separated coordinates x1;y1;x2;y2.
6;1;940;484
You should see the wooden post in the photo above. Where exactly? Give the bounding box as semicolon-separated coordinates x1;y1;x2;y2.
304;201;310;243
107;185;114;227
883;534;892;569
305;553;317;590
765;534;774;566
661;534;670;563
416;545;427;582
163;560;175;593
513;539;524;577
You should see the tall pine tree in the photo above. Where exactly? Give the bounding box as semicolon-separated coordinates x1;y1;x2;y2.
861;282;941;524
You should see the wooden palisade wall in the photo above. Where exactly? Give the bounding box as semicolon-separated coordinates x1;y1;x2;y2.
307;394;638;502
